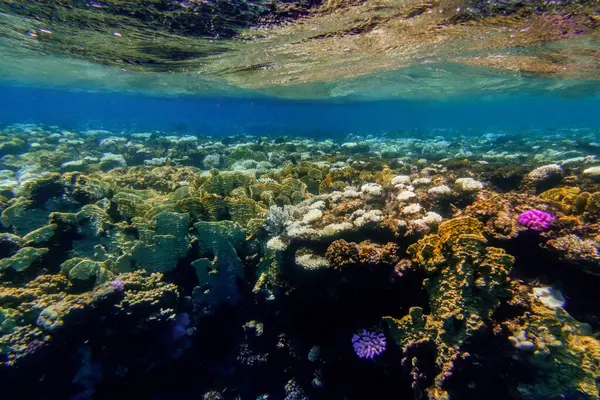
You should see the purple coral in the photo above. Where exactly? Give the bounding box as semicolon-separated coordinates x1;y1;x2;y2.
109;279;124;291
352;330;386;359
518;209;555;231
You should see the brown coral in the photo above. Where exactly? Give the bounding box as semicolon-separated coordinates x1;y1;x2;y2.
0;271;177;365
325;240;360;268
545;234;600;267
463;191;550;240
325;240;400;269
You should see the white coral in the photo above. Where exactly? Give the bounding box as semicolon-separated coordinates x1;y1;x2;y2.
302;209;323;224
296;253;330;270
421;211;443;225
361;183;383;196
267;236;288;251
427;185;452;196
455;178;484;192
286;223;318;239
402;203;423;215
391;175;411;185
412;177;432;186
583;166;600;177
527;164;562;183
397;190;417;202
203;153;221;169
352;209;383;227
331;187;362;203
265;205;294;236
320;222;353;237
309;201;327;210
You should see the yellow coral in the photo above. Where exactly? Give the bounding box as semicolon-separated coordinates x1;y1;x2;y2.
226;196;268;228
387;216;514;400
506;298;600;399
540;187;585;214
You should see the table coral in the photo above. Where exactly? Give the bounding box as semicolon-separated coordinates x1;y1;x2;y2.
0;247;48;273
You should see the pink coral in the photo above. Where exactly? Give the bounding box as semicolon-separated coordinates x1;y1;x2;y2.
518;209;554;231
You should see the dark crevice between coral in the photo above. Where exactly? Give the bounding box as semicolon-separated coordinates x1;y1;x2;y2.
169;240;202;298
481;164;528;193
402;340;438;399
496;231;600;330
266;257;429;397
444;326;533;400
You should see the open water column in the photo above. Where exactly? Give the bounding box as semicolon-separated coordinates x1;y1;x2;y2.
0;1;600;399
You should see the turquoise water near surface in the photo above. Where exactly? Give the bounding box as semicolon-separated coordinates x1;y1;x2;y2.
1;85;600;135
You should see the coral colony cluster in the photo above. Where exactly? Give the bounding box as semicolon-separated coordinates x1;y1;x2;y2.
0;124;599;399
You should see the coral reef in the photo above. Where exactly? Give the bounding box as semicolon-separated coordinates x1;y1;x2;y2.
0;125;599;399
0;271;177;366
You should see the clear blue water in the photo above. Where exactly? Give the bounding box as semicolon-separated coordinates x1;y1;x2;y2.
2;85;600;135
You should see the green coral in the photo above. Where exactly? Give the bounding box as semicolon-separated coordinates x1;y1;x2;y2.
129;211;190;274
22;224;58;246
1;200;51;236
21;173;65;207
70;173;114;203
52;204;124;260
253;244;287;300
279;177;307;204
0;138;26;155
226;196;267;228
0;247;48;272
114;191;153;219
60;258;113;285
191;221;246;315
249;181;281;201
584;191;600;220
0;307;20;334
200;170;255;197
